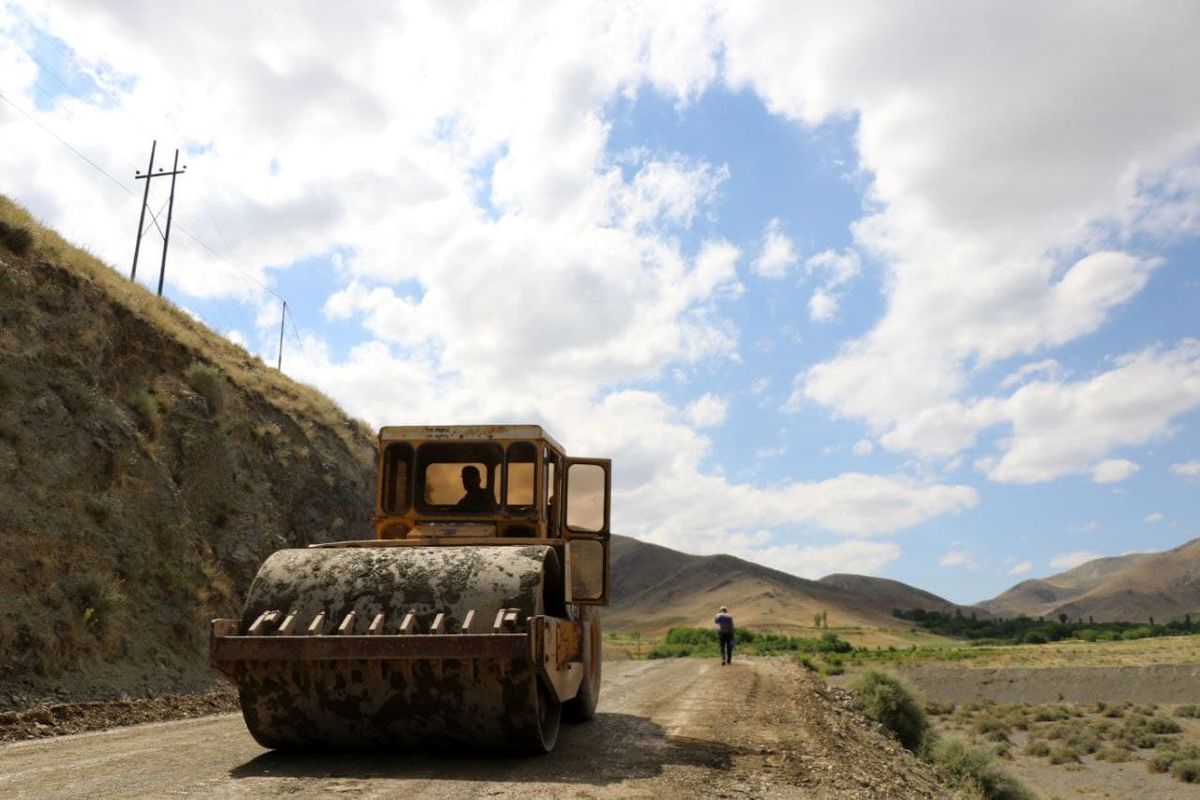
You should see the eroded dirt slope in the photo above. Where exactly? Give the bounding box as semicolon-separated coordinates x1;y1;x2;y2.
0;200;376;707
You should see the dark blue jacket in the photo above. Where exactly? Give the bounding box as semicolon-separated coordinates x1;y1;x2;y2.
715;612;734;635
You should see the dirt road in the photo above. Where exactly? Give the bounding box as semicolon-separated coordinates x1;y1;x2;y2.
0;658;944;799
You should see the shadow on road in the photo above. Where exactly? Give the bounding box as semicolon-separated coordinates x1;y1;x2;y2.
229;712;734;786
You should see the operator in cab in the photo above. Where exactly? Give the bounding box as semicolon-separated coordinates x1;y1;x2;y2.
456;465;496;512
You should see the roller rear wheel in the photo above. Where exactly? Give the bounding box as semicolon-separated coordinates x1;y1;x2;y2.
563;605;601;722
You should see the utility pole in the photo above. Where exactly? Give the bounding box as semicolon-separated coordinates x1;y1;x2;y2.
156;149;183;297
130;140;156;281
277;299;287;371
130;142;186;296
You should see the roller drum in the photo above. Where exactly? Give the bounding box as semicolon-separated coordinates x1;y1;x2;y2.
232;545;564;752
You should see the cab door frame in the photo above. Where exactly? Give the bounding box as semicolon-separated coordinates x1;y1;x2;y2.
562;457;611;606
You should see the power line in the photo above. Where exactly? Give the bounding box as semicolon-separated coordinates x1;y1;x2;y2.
2;78;322;369
0;89;133;196
286;304;312;370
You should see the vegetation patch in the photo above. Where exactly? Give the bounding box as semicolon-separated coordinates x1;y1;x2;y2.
184;362;227;414
646;626;852;659
0;219;34;255
893;607;1199;645
847;671;1033;799
941;698;1200;785
850;670;928;751
63;571;125;635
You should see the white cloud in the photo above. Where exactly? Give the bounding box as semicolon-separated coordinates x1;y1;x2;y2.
852;439;874;457
1145;512;1165;524
724;3;1200;457
1068;520;1100;534
6;2;1197;581
1008;560;1032;576
1050;550;1101;571
938;549;978;570
754;444;787;460
806;248;861;286
1000;359;1062;390
880;399;1004;459
738;540;901;579
1171;460;1200;478
1091;459;1140;484
876;340;1200;480
751;217;797;278
808;288;839;323
685;392;729;428
804;248;860;322
988;341;1200;483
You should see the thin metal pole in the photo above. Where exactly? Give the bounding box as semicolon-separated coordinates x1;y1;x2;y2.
277;300;287;370
130;140;156;281
156;149;180;297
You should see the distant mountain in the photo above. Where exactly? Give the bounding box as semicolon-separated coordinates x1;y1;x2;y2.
979;553;1153;618
820;574;990;618
980;539;1200;623
605;535;976;634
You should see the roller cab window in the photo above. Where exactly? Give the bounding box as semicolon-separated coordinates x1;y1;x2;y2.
408;441;540;519
380;443;413;514
416;442;501;513
563;458;611;604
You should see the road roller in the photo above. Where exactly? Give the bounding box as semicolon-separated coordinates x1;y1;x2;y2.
209;425;611;753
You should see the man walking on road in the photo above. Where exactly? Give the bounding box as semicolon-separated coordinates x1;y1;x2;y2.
715;606;735;665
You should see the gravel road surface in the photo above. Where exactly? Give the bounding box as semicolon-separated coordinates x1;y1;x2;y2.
0;658;945;799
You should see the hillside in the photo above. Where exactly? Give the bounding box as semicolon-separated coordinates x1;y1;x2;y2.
979;552;1153;618
0;197;376;706
606;534;972;637
820;573;991;618
1052;538;1200;622
980;541;1200;622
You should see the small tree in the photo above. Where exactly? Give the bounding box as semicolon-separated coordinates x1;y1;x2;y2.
1058;613;1069;625
813;612;822;629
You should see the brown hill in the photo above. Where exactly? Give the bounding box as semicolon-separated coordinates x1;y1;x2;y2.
979;552;1152;618
980;542;1200;623
820;573;989;618
0;197;376;706
1052;539;1200;623
606;534;971;636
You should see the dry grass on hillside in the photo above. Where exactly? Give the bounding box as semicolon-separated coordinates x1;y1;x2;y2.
0;196;372;451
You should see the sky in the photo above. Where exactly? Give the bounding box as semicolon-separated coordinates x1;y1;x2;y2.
1;1;1198;604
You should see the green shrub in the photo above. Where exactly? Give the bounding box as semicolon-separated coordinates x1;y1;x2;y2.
1032;706;1070;722
126;389;160;436
929;737;1036;800
1048;744;1081;764
1095;746;1133;763
663;627;717;646
0;219;34;254
849;670;928;752
1149;751;1177;773
1148;715;1183;734
1173;759;1200;783
1023;739;1050;757
63;571;125;633
926;701;956;717
184;361;227;414
1175;705;1200;718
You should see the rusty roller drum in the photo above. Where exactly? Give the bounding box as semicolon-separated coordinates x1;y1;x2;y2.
231;545;565;752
